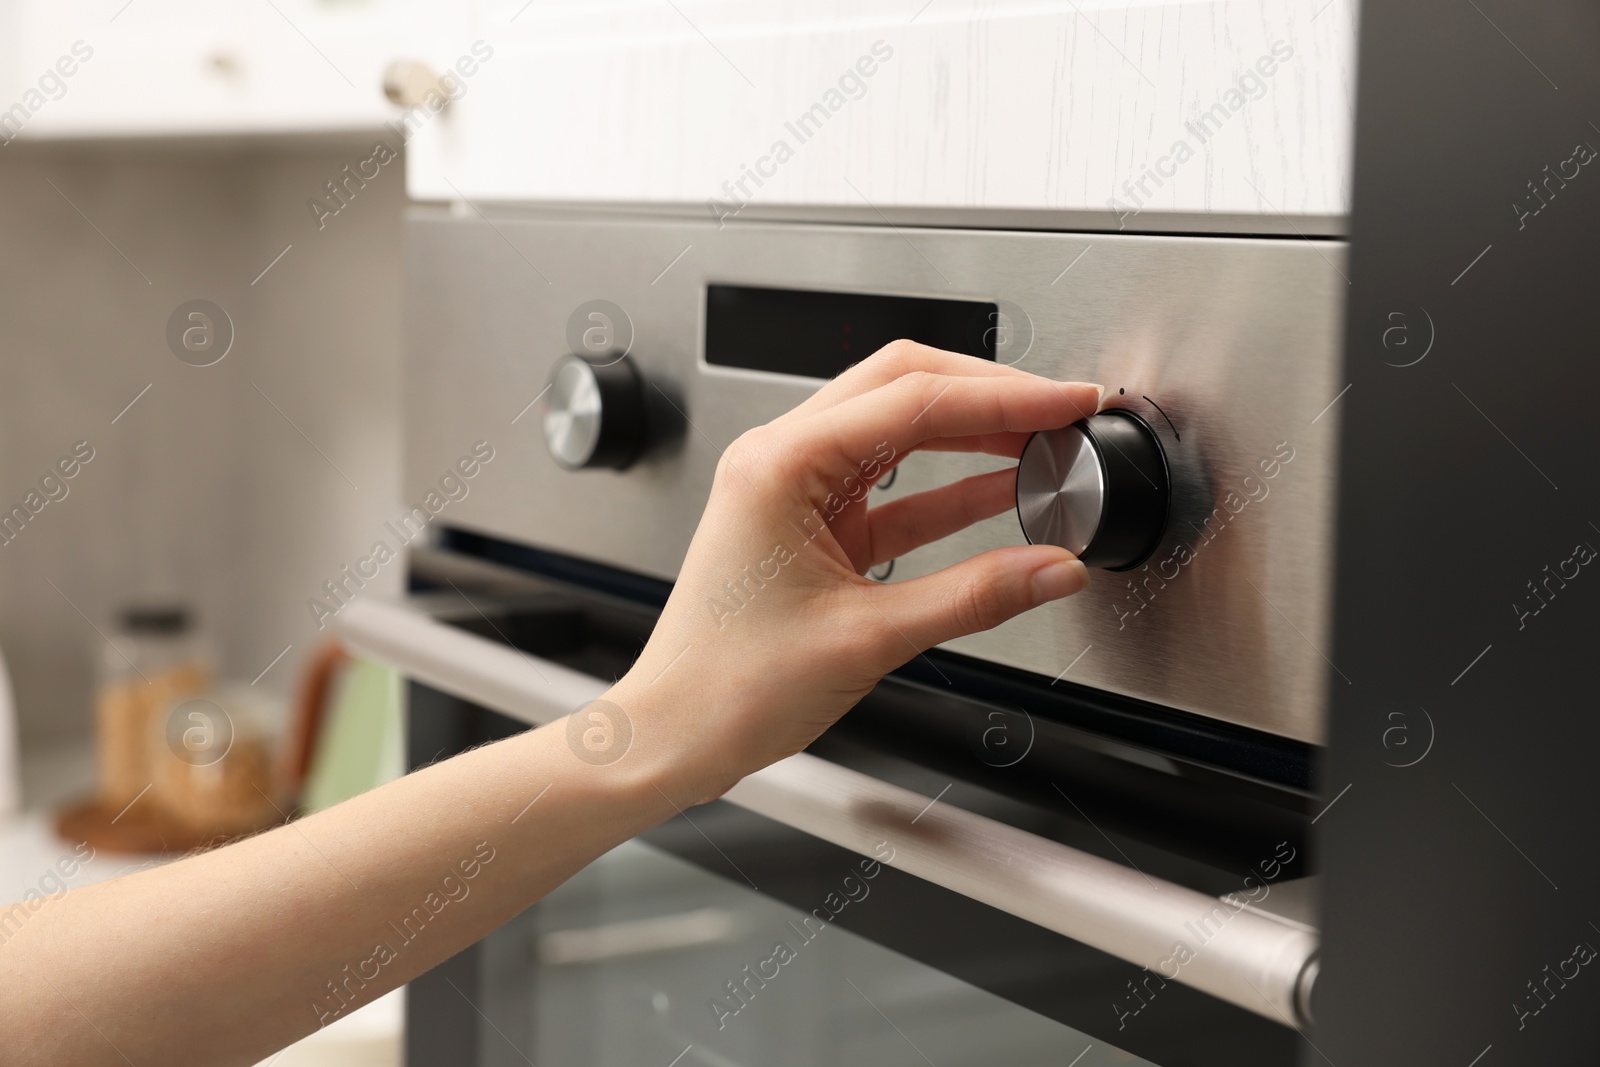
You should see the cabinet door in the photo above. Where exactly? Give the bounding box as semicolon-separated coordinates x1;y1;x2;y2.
2;0;459;138
402;0;1356;224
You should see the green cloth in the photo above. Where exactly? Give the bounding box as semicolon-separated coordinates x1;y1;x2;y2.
301;658;406;812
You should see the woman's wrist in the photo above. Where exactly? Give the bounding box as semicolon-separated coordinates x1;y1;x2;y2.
492;707;688;858
597;667;743;809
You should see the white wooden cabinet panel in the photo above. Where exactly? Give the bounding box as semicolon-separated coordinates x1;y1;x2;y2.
1;0;457;139
405;0;1357;220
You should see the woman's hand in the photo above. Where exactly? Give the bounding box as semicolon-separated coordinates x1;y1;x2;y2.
608;340;1102;802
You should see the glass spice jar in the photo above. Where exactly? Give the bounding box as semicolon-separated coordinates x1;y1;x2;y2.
151;683;280;837
95;605;211;809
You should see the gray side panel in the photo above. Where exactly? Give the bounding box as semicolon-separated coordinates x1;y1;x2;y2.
1316;0;1600;1061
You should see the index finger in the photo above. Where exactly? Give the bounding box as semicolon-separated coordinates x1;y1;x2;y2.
788;371;1101;486
779;339;1043;423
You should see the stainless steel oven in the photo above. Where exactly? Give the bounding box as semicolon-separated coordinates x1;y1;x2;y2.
339;207;1347;1066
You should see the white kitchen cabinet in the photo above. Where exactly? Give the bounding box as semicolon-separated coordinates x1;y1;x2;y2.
1;0;1356;220
0;0;462;140
403;0;1357;224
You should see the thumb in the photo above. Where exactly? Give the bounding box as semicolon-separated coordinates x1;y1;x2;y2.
873;545;1089;653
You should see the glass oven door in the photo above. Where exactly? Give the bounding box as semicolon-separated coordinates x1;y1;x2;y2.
474;835;1147;1067
364;547;1315;1067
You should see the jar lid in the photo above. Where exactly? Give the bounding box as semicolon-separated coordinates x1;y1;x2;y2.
121;605;192;634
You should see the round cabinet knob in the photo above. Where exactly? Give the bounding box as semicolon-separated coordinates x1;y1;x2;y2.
1015;411;1170;570
382;60;449;110
540;353;647;471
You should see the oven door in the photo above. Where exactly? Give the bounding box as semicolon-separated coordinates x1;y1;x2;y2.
344;547;1317;1067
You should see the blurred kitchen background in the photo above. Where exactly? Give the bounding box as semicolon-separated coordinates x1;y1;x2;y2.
1;5;440;1062
0;0;447;794
1;137;404;792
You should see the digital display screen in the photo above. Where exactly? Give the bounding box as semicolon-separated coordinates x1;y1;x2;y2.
705;284;998;380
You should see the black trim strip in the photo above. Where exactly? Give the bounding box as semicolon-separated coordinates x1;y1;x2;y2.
439;527;674;607
434;526;1315;791
897;650;1313;792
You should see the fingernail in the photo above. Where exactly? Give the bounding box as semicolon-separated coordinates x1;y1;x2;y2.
1090;384;1105;411
1031;558;1089;602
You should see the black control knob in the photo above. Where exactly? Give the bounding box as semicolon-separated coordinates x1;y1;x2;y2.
1015;411;1171;570
540;352;647;471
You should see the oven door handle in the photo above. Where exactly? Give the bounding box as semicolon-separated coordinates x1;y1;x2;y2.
337;597;1317;1029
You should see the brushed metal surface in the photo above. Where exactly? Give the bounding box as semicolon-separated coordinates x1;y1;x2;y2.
541;355;603;469
403;211;1345;743
1016;424;1106;557
337;597;1318;1026
462;198;1350;238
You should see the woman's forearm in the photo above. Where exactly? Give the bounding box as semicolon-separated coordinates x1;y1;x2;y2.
0;709;684;1067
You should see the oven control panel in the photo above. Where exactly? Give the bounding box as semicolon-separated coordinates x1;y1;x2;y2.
405;211;1346;744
